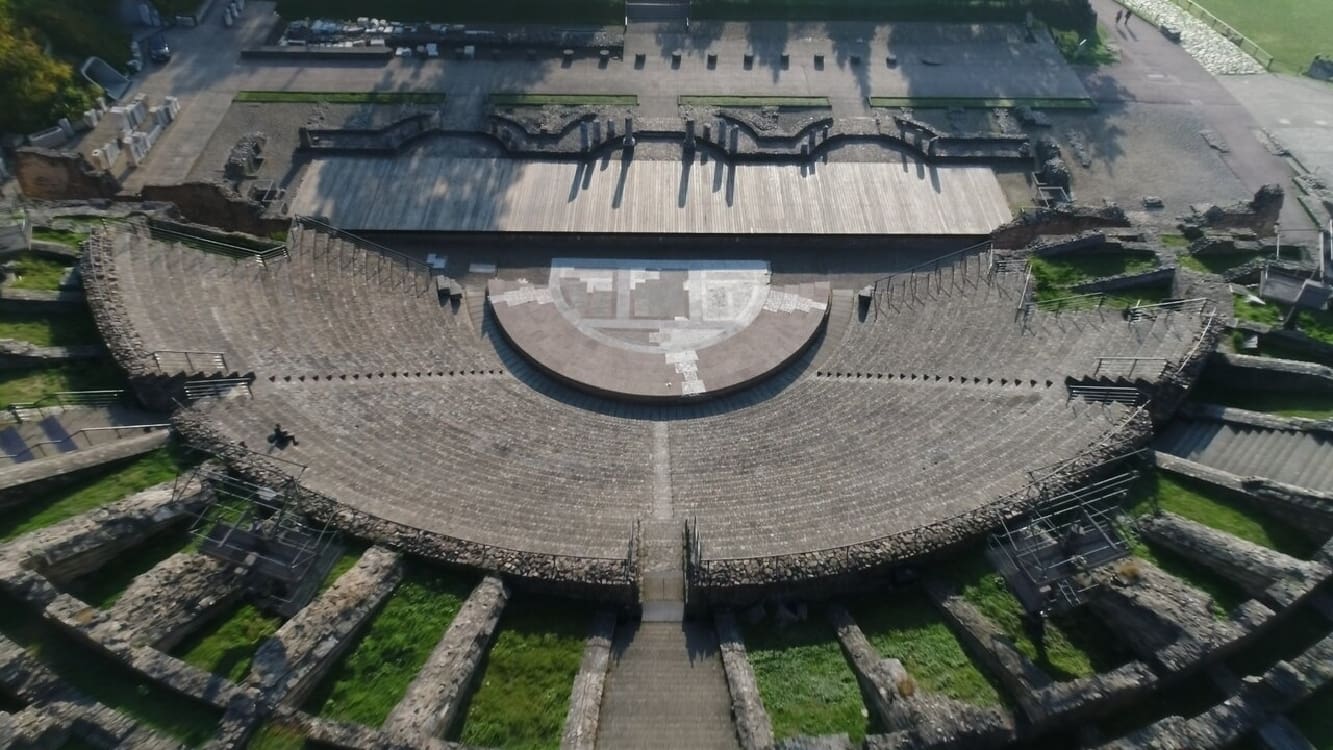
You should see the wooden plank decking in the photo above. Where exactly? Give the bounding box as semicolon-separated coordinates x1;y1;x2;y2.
289;153;1012;235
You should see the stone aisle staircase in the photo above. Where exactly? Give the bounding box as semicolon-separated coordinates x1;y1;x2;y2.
595;620;739;750
1156;419;1333;494
0;405;168;468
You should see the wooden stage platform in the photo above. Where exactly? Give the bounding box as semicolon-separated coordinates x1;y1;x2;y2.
289;152;1012;235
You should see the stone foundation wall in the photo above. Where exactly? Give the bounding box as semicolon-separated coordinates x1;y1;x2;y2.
14;148;120;201
714;610;774;750
138;182;287;238
1154;451;1333;539
990;206;1131;250
1203;352;1333;394
560;610;616;750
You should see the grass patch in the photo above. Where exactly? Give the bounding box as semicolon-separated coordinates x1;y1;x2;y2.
680;95;831;108
0;309;100;347
852;593;1006;708
31;226;89;248
1296;308;1333;348
1030;252;1159;290
742;614;870;742
454;596;589;750
868;96;1095;109
1290;683;1333;750
491;93;638;107
233;91;446;105
1126;472;1318;559
172;602;282;682
1189;0;1332;73
275;0;622;24
1127;538;1248;616
1233;295;1287;327
1248;335;1333;368
0;591;222;745
1190;378;1333;419
1159;233;1190;248
1097;674;1223;740
0;447;195;542
247;723;308;750
318;544;367;593
1176;252;1263;274
1226;607;1331;678
1052;23;1117;66
5;252;74;291
0;361;127;406
947;552;1127;680
304;562;473;727
64;531;193;608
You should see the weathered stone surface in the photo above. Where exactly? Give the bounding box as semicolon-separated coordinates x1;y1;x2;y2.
0;476;204;585
0;431;170;495
560;609;616;750
1071;267;1175;294
1203;352;1333;395
926;579;1157;731
714;610;774;750
268;705;476;749
1181;402;1333;435
1089;558;1271;673
828;605;1014;750
247;546;402;705
1137;512;1329;607
105;552;245;650
991;205;1129;250
1180;185;1284;237
0;339;102;368
384;575;509;743
774;735;854;750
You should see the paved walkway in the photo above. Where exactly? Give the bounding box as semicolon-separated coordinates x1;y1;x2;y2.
595;621;739;750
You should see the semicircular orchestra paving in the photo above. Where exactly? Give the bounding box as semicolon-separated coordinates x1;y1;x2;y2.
83;218;1214;594
488;259;831;401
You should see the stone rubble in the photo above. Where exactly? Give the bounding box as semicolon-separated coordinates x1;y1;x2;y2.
104;552;246;650
1116;0;1266;75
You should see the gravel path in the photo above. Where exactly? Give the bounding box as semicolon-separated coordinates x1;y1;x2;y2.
1115;0;1265;75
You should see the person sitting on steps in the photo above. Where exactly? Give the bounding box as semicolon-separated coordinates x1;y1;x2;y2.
268;423;299;448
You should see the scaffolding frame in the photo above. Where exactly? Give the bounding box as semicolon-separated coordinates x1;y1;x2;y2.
987;470;1138;616
180;464;338;611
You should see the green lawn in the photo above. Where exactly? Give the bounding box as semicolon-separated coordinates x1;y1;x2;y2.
233;91;446;104
64;532;193;608
274;0;622;24
869;96;1095;109
1126;472;1318;559
1289;684;1333;750
247;723;307;750
31;226;89;248
4;252;74;291
1176;252;1263;275
742;615;870;743
680;95;831;108
1029;252;1159;291
491;93;638;107
852;594;1006;708
0;361;128;407
1233;295;1287;327
1191;0;1332;73
454;596;589;750
172;603;282;682
0;309;101;347
1051;22;1117;66
947;552;1127;680
1296;308;1333;348
1225;607;1331;679
0;592;222;746
318;544;367;593
1189;379;1333;419
304;563;473;727
0;447;195;542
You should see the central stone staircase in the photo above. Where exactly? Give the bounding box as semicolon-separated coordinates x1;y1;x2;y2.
1156;419;1333;494
595;620;739;750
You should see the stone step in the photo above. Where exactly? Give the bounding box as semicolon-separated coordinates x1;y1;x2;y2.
595;621;738;750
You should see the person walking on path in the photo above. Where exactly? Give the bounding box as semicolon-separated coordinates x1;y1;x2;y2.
1124;8;1134;28
1115;9;1123;25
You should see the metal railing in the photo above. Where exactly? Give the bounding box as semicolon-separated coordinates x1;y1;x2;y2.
6;390;127;421
1067;384;1145;405
1127;297;1212;320
294;216;435;295
1155;0;1275;70
1029;291;1108;312
145;222;289;266
868;240;994;319
1093;357;1169;378
1;423;171;461
184;378;254;401
1170;312;1220;377
151;350;229;373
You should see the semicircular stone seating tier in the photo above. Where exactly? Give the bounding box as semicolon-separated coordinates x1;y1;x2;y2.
89;224;1214;578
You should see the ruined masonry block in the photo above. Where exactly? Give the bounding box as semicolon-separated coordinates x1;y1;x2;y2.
383;574;510;743
714;610;775;750
247;546;402;704
105;552;246;650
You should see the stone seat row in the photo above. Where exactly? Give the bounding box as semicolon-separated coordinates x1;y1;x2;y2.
102;226;498;376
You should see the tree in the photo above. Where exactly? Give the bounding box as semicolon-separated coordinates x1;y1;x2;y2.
0;11;95;134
